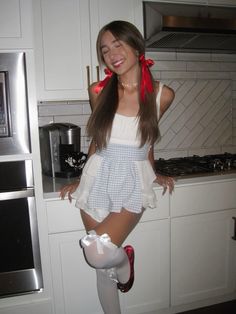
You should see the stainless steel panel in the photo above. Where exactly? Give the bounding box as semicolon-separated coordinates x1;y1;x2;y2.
0;196;43;297
144;2;236;53
0;52;30;154
0;159;43;297
0;188;34;200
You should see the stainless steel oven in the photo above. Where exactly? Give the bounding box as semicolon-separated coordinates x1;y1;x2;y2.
0;72;9;137
0;160;43;297
0;52;30;155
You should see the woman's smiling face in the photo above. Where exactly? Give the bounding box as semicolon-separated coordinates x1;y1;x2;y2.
100;30;138;76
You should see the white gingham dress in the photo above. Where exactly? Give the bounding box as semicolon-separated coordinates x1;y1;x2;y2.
73;83;163;222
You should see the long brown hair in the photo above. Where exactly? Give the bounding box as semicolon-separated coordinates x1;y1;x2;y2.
87;20;159;150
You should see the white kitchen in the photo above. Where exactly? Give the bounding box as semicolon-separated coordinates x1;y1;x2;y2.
0;1;236;314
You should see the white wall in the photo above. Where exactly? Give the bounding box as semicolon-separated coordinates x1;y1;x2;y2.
38;51;236;159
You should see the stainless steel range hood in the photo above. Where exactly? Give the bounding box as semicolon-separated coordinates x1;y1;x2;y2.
143;1;236;53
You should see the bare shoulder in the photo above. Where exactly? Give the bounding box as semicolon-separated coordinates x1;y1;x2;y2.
156;81;175;117
162;84;175;108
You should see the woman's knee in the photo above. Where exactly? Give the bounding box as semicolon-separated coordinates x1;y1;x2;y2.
80;231;126;269
94;208;144;246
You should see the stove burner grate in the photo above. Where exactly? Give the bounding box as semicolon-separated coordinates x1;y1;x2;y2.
155;153;236;177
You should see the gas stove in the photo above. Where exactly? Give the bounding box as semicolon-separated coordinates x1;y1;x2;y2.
154;153;236;177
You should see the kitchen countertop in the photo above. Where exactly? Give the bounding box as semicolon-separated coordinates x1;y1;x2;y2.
42;171;236;200
43;175;79;199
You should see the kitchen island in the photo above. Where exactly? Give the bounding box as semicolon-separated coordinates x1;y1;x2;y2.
42;172;236;314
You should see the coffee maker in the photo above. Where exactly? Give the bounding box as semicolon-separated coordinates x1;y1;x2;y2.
39;123;86;178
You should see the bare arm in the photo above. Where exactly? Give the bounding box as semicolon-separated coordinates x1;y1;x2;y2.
159;84;175;119
151;83;175;194
148;145;175;195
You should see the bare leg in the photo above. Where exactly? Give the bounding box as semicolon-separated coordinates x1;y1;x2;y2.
80;207;144;246
80;208;144;313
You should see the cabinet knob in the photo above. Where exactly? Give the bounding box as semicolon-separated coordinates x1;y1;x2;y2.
232;217;236;241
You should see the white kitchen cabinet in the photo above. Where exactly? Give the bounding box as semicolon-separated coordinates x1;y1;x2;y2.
207;0;236;6
48;219;170;314
45;177;236;314
33;0;91;101
121;219;170;314
49;230;103;314
46;189;170;314
137;0;207;5
33;0;139;101
171;209;236;306
0;0;33;49
89;0;140;82
171;179;236;306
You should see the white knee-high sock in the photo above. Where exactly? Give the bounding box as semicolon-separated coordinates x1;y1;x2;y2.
80;231;130;283
96;269;121;314
80;232;131;313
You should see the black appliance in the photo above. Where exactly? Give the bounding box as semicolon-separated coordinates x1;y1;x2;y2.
0;52;43;298
39;123;86;178
0;160;43;297
155;153;236;177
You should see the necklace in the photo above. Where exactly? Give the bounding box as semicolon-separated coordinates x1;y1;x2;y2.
118;77;138;89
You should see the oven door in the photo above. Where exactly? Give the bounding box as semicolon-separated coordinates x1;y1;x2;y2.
0;189;43;297
0;160;43;298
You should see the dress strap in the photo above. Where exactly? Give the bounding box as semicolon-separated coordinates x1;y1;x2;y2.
156;82;163;120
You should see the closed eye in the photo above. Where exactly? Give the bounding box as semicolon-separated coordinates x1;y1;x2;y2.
101;48;109;55
114;41;122;48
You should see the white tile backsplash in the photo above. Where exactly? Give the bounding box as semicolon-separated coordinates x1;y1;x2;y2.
38;52;236;158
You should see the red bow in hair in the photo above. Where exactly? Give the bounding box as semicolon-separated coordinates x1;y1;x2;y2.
94;68;113;93
139;54;154;102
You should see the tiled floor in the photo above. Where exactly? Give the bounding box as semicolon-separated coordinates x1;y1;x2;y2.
178;300;236;314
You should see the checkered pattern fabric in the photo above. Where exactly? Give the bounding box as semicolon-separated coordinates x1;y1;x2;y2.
87;143;148;215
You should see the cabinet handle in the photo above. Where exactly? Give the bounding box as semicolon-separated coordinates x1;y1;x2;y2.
96;65;100;82
86;66;90;88
232;217;236;240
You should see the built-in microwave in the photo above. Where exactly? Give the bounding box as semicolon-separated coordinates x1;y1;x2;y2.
0;52;30;155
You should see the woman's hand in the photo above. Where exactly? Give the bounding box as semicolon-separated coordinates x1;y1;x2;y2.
59;180;80;203
154;174;175;195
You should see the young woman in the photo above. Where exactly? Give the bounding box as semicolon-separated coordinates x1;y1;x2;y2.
60;20;175;314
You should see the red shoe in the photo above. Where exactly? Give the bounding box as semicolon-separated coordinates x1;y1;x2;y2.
117;245;135;293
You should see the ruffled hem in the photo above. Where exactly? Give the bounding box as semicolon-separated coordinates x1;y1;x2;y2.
72;152;157;222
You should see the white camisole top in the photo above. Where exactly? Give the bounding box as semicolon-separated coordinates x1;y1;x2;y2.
109;82;163;147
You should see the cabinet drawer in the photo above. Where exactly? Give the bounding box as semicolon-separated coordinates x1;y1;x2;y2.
46;199;85;234
141;187;170;222
46;187;170;234
171;179;236;217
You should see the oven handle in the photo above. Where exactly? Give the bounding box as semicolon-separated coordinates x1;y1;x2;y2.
0;188;34;200
232;217;236;241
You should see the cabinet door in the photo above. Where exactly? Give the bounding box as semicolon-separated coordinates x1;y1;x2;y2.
171;209;236;306
121;219;170;314
49;231;103;314
0;0;33;49
33;0;91;100
208;0;236;6
89;0;138;81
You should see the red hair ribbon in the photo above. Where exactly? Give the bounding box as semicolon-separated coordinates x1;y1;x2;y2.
94;68;113;93
139;54;154;102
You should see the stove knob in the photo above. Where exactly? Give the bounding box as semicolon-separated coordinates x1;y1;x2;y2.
213;159;220;170
225;159;231;170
